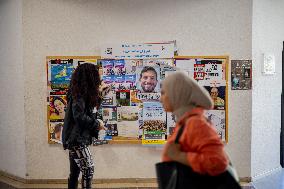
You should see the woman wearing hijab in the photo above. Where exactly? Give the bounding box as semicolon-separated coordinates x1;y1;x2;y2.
160;72;229;176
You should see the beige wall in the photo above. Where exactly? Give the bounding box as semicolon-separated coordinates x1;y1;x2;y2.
21;0;252;179
0;0;27;178
5;0;283;181
251;0;284;180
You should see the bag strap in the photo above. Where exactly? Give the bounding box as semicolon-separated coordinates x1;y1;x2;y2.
174;114;198;144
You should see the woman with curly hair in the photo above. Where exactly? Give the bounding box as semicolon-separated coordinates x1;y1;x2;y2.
62;63;109;189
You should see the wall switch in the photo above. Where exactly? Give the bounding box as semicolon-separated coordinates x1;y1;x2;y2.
262;53;275;75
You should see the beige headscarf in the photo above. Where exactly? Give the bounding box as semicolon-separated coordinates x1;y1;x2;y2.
162;72;213;121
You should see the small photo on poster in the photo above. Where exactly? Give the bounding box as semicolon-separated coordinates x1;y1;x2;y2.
102;59;115;76
101;90;116;106
113;59;126;75
114;75;126;90
204;86;225;110
130;90;142;105
125;75;136;90
116;90;131;106
160;65;176;80
49;122;63;144
49;95;67;120
136;66;160;93
205;110;225;141
117;106;139;138
231;60;252;90
142;120;167;135
125;59;143;74
142;102;167;135
117;106;139;122
102;75;115;86
166;112;176;136
106;123;118;136
102;107;117;121
50;63;74;89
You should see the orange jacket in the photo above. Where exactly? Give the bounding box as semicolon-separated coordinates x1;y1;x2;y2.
162;108;229;176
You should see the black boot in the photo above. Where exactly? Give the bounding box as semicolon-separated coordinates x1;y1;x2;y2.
68;178;78;189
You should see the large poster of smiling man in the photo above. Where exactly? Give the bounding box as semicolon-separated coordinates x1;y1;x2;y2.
136;66;160;93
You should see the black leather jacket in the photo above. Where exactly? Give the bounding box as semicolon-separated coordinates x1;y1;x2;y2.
62;92;99;150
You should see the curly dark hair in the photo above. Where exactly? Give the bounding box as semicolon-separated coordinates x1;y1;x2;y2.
70;63;101;109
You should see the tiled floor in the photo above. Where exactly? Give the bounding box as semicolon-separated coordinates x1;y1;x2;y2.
252;169;284;189
4;170;284;189
0;181;253;189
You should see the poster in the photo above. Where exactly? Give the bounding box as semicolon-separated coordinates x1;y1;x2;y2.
116;90;131;106
49;122;63;144
117;106;139;138
205;110;226;141
202;60;223;81
49;95;67;120
102;107;117;121
136;66;160;93
142;102;166;142
102;59;115;76
204;86;225;110
101;43;175;59
166;112;176;136
125;59;142;74
47;56;228;143
231;60;252;90
175;59;196;76
101;90;116;106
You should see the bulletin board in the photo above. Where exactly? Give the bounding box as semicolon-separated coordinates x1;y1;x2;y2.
46;55;228;145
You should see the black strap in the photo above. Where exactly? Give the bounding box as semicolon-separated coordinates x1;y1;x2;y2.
174;114;198;144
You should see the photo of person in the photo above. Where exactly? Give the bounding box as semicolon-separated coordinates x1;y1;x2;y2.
204;86;225;110
49;122;63;144
106;123;118;136
116;90;131;106
101;59;115;76
49;96;67;120
232;74;240;88
244;68;251;78
136;66;160;93
102;107;117;121
231;60;252;90
114;59;126;75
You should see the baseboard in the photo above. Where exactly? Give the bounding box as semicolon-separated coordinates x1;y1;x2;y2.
251;166;282;181
0;170;157;189
239;177;252;183
0;170;26;183
0;170;251;189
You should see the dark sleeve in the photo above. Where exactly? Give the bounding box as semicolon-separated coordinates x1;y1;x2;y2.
72;97;100;131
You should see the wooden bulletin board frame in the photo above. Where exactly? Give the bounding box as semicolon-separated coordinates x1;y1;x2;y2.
46;55;229;145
